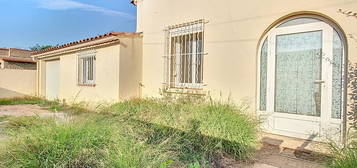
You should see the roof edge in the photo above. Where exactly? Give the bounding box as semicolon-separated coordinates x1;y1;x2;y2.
32;38;120;59
32;32;141;55
1;57;36;63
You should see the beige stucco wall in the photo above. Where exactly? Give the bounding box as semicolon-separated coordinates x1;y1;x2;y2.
37;44;121;103
137;0;357;108
60;44;121;103
36;36;143;103
119;37;143;100
0;69;36;98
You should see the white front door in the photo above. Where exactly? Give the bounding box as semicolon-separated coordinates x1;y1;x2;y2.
45;60;60;100
259;18;344;142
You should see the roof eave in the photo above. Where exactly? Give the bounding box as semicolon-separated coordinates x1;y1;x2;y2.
1;57;36;63
32;37;120;60
32;32;141;56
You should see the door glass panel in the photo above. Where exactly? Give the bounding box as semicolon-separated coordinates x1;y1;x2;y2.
332;30;343;119
275;31;322;116
260;38;268;111
278;18;321;28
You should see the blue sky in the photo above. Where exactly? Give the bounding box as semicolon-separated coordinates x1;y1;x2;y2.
0;0;136;49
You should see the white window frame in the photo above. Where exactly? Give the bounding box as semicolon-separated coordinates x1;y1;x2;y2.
164;20;206;89
77;51;96;86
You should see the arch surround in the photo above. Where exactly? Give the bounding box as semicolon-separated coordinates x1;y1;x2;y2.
256;13;348;142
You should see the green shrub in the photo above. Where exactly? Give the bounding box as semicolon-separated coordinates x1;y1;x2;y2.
329;133;357;168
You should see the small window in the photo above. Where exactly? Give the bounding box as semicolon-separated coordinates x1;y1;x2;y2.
78;51;96;86
164;20;206;89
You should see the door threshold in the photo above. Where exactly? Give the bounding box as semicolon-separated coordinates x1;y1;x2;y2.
261;132;330;154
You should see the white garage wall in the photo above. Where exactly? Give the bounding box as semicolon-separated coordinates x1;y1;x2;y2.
45;60;60;100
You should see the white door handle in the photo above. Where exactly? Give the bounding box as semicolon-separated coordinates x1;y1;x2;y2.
314;80;325;84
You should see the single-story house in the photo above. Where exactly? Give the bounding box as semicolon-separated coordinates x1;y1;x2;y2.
33;0;357;142
32;32;142;102
0;48;36;70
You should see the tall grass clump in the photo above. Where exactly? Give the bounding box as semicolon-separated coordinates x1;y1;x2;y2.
328;132;357;168
103;97;259;165
0;115;169;168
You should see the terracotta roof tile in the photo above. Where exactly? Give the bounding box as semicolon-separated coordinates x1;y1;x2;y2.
32;32;141;55
1;57;36;63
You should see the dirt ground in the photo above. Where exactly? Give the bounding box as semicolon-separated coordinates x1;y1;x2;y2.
0;104;327;168
218;143;327;168
0;104;65;118
250;143;326;168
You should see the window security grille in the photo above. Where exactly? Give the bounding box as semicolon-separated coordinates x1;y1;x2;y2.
78;51;96;85
164;19;206;89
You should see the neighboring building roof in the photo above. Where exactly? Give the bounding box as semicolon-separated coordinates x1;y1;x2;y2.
32;32;141;55
1;57;36;63
0;48;31;58
0;48;30;51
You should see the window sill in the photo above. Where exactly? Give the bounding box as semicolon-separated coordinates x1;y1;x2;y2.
164;86;206;96
78;84;96;87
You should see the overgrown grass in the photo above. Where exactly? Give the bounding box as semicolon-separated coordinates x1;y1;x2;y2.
328;133;357;168
0;97;46;105
102;97;259;165
0;116;7;122
0;97;258;167
0;115;171;168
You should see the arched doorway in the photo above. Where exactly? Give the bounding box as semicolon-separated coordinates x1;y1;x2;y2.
258;15;347;141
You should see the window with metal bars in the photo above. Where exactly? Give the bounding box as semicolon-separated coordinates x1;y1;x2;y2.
78;51;96;86
164;20;205;89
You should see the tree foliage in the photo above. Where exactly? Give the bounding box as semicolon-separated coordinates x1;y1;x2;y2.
29;44;56;51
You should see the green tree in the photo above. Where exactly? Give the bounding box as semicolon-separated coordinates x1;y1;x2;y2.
29;44;57;51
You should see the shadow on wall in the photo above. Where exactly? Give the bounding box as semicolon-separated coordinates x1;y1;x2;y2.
0;87;25;98
347;62;357;130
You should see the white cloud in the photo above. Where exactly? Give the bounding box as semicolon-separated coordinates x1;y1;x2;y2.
36;0;135;19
